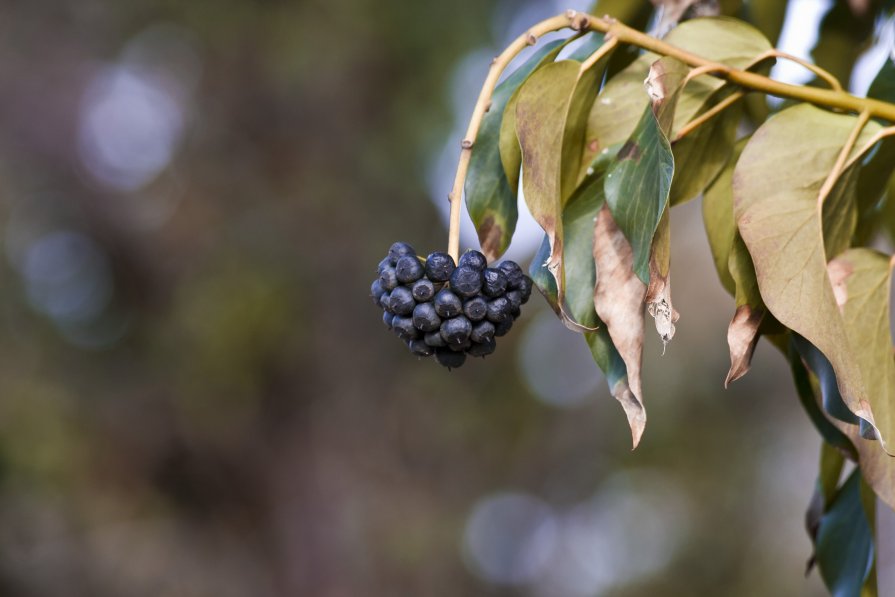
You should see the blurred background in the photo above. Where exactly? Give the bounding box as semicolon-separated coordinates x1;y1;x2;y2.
0;0;892;595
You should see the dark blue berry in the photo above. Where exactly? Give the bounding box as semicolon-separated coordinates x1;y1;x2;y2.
498;261;525;289
449;266;482;298
449;338;472;352
481;267;508;298
424;331;447;347
440;315;472;346
486;296;511;323
434;289;462;318
463;296;487;321
388;242;416;265
518;276;533;303
371;278;385;305
494;317;513;337
467;338;496;358
378;257;392;273
408;339;434;357
425;252;456;283
392;316;419;340
435;348;466;370
470;320;495;343
506;290;523;310
383;311;394;329
379;266;398;291
395;255;424;283
412;302;441;332
411;278;435;302
459;250;487;271
379;291;392;312
389;286;415;316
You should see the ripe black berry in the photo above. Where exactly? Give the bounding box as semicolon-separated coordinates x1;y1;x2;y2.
435;348;466;370
506;289;523;310
449;266;482;298
371;279;385;305
395;255;424;284
389;286;415;316
434;289;462;318
412;302;441;332
517;276;533;303
497;260;525;289
449;338;472;352
440;315;472;346
424;331;447;347
470;320;495;343
411;277;435;302
388;242;415;264
463;296;487;321
494;317;513;337
379;266;398;291
425;252;456;283
408;339;434;357
378;291;392;311
383;311;394;329
486;296;512;323
458;250;487;271
467;338;496;358
481;268;508;298
378;256;392;273
392;316;419;340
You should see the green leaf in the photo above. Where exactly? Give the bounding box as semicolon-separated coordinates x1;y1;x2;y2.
702;137;746;296
516;48;612;327
793;335;859;426
582;17;771;173
815;469;874;597
827;249;895;509
465;38;566;261
603;69;678;285
733;104;883;443
529;151;642;447
806;441;847;551
788;337;856;458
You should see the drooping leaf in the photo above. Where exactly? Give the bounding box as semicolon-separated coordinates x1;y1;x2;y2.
465;38;567;261
826;249;895;507
725;304;764;387
793;335;860;427
788;338;856;458
806;441;846;560
604;57;684;285
733;103;883;440
815;469;875;597
498;40;576;199
582;17;771;173
529;152;641;447
516;47;612;327
593;204;647;447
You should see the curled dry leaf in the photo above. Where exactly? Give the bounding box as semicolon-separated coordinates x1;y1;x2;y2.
645;208;679;350
725;304;764;387
593;204;647;447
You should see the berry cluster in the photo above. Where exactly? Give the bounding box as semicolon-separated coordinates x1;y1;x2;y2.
371;242;532;369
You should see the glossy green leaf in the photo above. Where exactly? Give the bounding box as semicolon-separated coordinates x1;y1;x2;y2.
815;469;874;597
788;337;856;457
465;39;566;261
806;441;847;553
582;17;771;174
733;104;883;443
